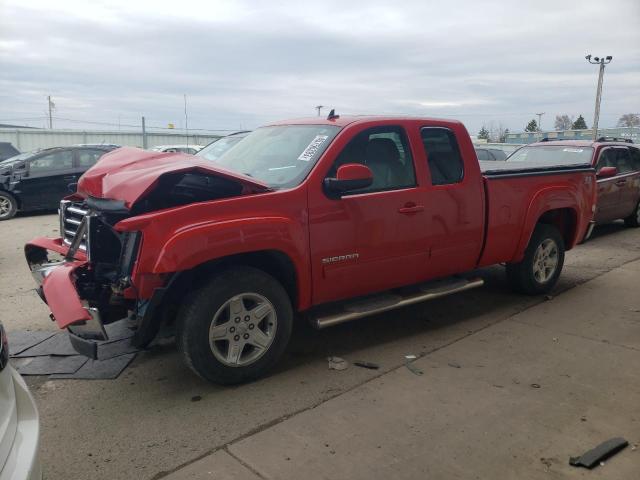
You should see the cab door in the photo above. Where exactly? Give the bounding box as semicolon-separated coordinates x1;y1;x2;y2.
418;127;485;278
594;147;627;223
617;147;640;218
308;124;429;305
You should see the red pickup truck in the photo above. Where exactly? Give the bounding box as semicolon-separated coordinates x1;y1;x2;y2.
25;116;596;384
507;138;640;228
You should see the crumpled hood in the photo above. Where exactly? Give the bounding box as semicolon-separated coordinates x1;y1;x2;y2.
77;147;270;208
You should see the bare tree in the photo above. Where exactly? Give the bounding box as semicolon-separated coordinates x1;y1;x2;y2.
487;121;508;143
617;113;640;128
554;115;573;131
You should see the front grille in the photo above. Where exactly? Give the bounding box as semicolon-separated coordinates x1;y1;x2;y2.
60;200;88;251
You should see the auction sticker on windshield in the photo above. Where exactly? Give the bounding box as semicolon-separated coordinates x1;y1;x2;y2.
298;135;329;161
563;148;584;153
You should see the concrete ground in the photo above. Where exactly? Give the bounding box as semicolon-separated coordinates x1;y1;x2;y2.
1;212;639;480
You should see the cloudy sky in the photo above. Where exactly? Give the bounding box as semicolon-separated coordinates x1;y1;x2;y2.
1;0;639;135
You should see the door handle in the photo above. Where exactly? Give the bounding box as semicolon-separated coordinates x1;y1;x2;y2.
63;175;77;181
398;203;424;214
615;179;627;187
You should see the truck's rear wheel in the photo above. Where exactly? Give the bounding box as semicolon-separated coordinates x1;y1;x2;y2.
0;191;17;220
506;224;565;295
177;266;293;385
624;200;640;228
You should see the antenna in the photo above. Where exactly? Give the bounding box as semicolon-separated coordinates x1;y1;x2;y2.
184;94;189;149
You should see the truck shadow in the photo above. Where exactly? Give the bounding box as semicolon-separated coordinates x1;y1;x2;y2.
589;221;627;240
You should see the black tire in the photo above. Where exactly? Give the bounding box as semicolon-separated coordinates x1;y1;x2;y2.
506;224;565;295
0;191;17;220
177;266;293;385
624;200;640;228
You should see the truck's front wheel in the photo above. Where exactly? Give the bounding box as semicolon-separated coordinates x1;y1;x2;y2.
177;266;293;385
506;224;565;295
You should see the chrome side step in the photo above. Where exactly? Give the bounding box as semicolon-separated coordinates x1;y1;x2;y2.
310;277;485;329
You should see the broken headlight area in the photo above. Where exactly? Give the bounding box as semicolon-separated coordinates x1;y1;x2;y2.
73;263;130;325
58;199;142;318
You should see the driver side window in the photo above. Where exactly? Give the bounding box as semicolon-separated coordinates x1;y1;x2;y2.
328;126;416;193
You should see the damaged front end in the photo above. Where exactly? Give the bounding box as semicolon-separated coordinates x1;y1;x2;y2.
25;152;271;359
26;197;145;358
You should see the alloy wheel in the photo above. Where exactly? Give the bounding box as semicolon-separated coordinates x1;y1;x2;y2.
208;293;277;367
532;238;559;284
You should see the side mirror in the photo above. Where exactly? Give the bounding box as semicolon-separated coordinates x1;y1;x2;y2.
324;164;373;194
597;166;618;178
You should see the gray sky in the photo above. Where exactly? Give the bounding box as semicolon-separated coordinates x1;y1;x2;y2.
1;0;639;135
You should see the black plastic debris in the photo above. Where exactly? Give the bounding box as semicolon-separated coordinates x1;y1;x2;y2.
404;355;423;375
16;355;87;376
569;437;629;469
6;330;55;355
13;333;77;357
50;353;136;380
353;361;380;370
9;328;140;379
97;338;141;361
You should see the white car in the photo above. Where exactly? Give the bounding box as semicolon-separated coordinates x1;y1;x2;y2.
150;145;203;155
0;322;41;480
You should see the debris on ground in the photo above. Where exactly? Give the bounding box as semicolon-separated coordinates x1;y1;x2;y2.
353;361;380;370
448;362;461;368
540;457;556;471
8;326;145;379
545;295;554;301
327;356;349;371
191;395;202;402
530;383;541;389
569;437;629;469
404;355;423;376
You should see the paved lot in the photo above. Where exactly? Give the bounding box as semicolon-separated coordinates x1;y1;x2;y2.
1;212;639;480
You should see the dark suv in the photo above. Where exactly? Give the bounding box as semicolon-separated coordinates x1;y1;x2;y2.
0;144;119;220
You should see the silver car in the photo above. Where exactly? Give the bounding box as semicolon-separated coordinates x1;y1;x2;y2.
0;321;41;480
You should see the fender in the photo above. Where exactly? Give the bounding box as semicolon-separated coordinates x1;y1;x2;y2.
513;185;580;262
136;216;311;310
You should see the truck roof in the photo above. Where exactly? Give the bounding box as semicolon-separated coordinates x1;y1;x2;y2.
267;115;465;129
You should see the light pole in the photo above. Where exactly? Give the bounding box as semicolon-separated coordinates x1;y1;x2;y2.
536;112;545;139
315;105;324;117
585;54;612;140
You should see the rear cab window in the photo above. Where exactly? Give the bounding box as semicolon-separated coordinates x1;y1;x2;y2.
421;128;464;185
629;147;640;171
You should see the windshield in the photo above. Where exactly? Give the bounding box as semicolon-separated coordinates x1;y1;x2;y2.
507;145;594;166
0;150;37;165
210;125;341;188
197;135;246;162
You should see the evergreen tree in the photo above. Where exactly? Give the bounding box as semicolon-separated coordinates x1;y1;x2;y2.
478;126;490;140
525;119;538;132
572;115;588;129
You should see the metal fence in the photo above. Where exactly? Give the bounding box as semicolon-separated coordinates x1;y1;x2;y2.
505;127;639;144
0;128;222;152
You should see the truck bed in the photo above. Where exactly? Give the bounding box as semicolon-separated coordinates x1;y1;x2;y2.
478;165;596;268
479;160;593;177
